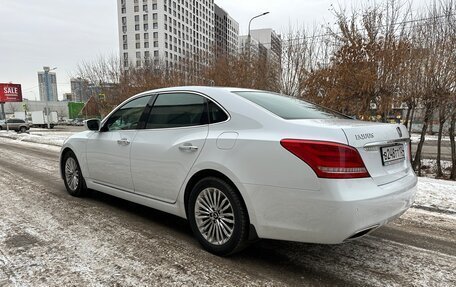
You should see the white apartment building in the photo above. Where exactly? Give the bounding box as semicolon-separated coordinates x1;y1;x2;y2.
240;29;282;65
238;35;264;59
37;71;58;102
214;4;239;58
117;0;215;70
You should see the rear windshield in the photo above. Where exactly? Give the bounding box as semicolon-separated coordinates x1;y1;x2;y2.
234;91;349;120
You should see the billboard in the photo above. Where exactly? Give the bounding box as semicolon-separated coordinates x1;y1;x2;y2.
0;83;22;102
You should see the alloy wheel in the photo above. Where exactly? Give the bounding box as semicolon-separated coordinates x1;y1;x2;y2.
194;187;235;245
65;157;79;191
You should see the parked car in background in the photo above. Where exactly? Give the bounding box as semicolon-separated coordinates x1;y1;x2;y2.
59;86;417;255
0;118;30;133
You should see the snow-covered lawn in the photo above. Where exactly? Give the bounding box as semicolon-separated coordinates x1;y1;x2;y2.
0;129;71;146
410;133;451;143
415;177;456;214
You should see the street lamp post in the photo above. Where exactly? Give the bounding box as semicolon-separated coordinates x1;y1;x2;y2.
43;66;56;129
247;12;270;58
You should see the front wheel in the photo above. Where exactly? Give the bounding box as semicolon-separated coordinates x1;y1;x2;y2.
188;177;249;256
19;126;27;133
62;151;87;197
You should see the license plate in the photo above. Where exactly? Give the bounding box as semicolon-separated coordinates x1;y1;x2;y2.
381;144;405;166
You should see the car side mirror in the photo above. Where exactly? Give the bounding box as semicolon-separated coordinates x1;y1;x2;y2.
84;119;100;131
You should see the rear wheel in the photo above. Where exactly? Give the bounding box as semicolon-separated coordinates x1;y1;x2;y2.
62;151;87;197
188;177;249;256
19;126;27;133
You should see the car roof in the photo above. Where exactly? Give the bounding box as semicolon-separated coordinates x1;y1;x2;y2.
134;86;266;100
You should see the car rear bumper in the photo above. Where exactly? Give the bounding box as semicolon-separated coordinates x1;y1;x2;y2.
243;169;417;244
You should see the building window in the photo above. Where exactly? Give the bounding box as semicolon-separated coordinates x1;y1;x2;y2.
143;14;148;21
121;7;126;13
144;33;149;40
135;15;139;22
122;26;127;33
135;33;140;40
136;42;140;49
143;4;148;12
135;24;140;31
154;41;158;47
144;23;148;30
144;42;149;48
145;51;150;58
123;35;127;41
152;3;157;10
153;13;158;20
134;6;139;12
136;51;141;58
153;23;158;29
123;43;128;49
153;32;158;39
154;50;159;57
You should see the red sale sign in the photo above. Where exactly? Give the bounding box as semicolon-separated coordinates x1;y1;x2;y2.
0;83;22;102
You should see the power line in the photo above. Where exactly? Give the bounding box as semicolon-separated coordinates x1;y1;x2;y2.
251;12;456;47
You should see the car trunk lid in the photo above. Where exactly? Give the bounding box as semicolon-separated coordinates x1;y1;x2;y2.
341;121;411;185
288;119;412;185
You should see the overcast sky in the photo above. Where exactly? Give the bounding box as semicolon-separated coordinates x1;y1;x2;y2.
0;0;428;101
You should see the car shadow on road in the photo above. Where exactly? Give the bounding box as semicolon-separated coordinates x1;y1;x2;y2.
80;188;363;286
84;189;195;240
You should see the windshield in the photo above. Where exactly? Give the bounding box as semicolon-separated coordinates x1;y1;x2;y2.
234;91;349;120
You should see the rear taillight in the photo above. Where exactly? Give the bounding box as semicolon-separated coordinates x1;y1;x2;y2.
280;139;370;179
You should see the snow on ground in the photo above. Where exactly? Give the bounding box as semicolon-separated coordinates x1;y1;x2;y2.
419;159;453;178
415;177;456;214
0;129;71;147
410;133;451;143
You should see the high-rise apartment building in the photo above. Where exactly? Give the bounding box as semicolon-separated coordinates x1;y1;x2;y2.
38;71;58;101
214;4;239;58
117;0;215;70
249;28;282;64
238;35;264;59
71;78;90;102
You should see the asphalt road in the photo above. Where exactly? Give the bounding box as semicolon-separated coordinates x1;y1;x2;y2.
0;140;454;286
411;140;453;161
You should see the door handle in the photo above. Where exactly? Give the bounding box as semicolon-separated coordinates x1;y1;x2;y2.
179;144;198;151
117;138;130;146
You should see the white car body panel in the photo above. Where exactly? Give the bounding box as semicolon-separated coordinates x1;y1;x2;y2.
87;130;137;192
131;125;208;203
60;86;417;244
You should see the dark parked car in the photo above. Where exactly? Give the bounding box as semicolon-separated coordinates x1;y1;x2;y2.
0;119;30;133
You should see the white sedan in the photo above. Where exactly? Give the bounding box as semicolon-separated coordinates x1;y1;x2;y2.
60;87;417;255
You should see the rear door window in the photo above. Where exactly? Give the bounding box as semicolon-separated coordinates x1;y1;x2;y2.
146;93;208;129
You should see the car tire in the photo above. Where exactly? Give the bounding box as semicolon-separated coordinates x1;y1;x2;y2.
188;177;249;256
19;126;27;133
62;151;87;197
